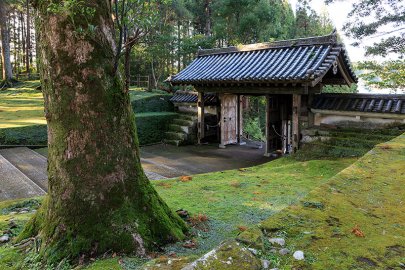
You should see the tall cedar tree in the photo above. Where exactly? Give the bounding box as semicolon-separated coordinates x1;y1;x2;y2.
19;0;187;264
0;0;14;82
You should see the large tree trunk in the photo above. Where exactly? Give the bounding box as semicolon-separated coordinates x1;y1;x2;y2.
0;1;13;81
20;0;187;264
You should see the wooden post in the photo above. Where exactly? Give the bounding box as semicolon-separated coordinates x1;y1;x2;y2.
197;92;205;144
237;94;241;144
292;94;301;153
264;95;271;157
280;101;287;154
308;93;315;128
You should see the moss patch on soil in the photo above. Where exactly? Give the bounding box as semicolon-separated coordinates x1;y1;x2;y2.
256;133;405;269
152;157;355;256
0;81;45;129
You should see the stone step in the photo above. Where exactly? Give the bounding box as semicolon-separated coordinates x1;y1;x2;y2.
0;153;46;201
165;131;187;141
164;139;182;147
169;124;190;134
173;119;194;127
177;113;197;121
0;147;48;191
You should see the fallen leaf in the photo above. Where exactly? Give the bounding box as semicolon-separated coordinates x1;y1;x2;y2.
180;176;192;182
182;240;197;249
352;225;365;237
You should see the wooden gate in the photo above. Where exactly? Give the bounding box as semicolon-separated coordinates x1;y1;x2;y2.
265;95;283;155
220;94;238;146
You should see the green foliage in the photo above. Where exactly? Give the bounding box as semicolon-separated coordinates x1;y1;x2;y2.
356;60;405;92
295;0;334;38
322;84;358;93
326;0;404;57
0;125;47;145
135;112;178;145
130;89;174;113
243;117;265;142
212;0;296;44
130;0;297;87
243;96;266;141
46;0;96;35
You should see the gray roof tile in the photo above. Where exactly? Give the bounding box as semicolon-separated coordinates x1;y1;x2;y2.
169;32;357;86
312;94;405;115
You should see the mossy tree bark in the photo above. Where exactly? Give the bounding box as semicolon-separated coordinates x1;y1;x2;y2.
21;0;187;264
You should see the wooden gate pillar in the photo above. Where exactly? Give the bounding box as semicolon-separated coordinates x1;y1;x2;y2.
197;92;205;144
307;93;315;128
292;94;301;153
237;95;241;144
264;95;271;157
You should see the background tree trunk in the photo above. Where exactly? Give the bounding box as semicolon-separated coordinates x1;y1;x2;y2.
20;0;186;263
0;1;13;81
25;0;30;76
124;45;131;92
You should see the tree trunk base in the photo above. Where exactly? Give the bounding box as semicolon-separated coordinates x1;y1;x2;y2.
18;188;187;265
1;78;18;89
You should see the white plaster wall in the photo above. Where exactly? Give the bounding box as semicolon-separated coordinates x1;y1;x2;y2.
314;113;405;129
177;104;217;115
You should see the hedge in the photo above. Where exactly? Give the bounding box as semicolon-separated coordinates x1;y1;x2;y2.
0;125;47;146
0;113;177;147
135;112;178;145
130;90;174;113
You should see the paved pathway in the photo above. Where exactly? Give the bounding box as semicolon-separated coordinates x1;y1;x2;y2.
0;144;270;201
0;152;46;201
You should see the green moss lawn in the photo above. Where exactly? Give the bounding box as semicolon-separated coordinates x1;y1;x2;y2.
0;155;355;269
255;133;405;269
0;81;45;129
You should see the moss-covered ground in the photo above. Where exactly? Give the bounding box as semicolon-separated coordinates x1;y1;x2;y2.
1;129;404;269
254;133;405;269
0;157;354;269
0;81;44;129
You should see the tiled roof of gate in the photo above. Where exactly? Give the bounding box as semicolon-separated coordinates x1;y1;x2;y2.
170;91;218;105
169;32;357;86
312;94;405;114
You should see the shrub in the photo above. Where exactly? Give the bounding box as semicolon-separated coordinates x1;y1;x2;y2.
135;112;178;145
0;125;47;145
130;90;174;113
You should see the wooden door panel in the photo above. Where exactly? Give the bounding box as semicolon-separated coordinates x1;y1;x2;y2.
221;94;237;145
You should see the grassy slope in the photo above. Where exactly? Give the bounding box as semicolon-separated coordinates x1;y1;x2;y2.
0;157;354;269
0;81;45;128
259;133;405;269
1;130;403;269
153;157;354;256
